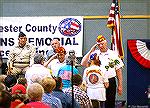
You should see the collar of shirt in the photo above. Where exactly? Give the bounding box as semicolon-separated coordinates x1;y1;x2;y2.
99;49;110;56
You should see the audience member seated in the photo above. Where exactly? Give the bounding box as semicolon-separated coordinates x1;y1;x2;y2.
0;90;12;108
41;77;62;108
10;84;31;108
0;58;8;75
17;77;28;88
52;77;80;108
26;83;50;108
64;74;93;108
4;75;17;92
0;82;6;91
0;75;7;83
25;53;52;85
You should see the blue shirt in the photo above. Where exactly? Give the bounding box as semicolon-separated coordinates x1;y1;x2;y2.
42;92;62;108
52;89;80;108
57;65;79;89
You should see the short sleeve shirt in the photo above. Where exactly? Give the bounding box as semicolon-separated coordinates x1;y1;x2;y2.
93;49;124;78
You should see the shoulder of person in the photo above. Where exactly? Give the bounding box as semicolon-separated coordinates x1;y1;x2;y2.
107;49;119;57
26;43;35;48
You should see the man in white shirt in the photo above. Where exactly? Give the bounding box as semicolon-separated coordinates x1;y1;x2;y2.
81;34;124;108
25;53;52;85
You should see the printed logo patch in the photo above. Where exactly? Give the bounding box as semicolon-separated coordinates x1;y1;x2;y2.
58;18;81;36
89;74;99;84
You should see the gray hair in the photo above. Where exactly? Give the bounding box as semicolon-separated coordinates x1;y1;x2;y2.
34;53;45;64
27;83;44;101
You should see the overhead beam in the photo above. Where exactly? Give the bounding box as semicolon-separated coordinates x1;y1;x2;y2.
83;15;150;20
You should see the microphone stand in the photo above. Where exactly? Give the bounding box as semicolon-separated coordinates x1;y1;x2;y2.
71;59;74;108
69;50;75;108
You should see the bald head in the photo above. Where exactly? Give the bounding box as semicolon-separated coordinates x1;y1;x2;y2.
51;39;60;50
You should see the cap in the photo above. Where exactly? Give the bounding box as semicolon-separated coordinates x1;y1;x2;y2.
55;47;66;54
96;35;106;43
90;53;97;60
19;32;26;37
11;84;26;95
4;75;17;88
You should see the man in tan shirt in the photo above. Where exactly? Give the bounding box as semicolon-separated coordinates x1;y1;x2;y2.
7;32;36;76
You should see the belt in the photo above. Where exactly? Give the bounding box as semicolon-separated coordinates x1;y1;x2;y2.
14;62;30;64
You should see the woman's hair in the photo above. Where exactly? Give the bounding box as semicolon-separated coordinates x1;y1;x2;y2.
71;74;83;86
27;83;44;101
17;77;27;86
11;94;27;102
54;77;62;90
0;90;12;107
41;77;56;92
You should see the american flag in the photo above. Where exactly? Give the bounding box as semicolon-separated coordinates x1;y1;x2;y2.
107;0;124;59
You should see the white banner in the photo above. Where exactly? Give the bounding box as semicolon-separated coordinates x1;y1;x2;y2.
0;16;83;58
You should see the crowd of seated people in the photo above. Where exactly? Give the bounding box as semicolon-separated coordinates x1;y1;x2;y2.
0;73;93;108
0;50;93;108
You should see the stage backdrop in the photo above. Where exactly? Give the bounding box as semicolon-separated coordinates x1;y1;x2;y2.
127;39;150;107
0;16;83;58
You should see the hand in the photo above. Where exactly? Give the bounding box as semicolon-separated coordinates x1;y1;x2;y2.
52;53;58;59
90;44;97;52
117;85;123;96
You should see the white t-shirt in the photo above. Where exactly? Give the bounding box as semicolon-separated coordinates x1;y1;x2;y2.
83;65;108;101
25;64;52;85
94;49;124;78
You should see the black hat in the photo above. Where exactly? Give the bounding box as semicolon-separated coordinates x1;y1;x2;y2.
4;75;17;88
19;32;26;37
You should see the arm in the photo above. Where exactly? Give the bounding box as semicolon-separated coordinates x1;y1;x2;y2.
81;44;97;67
116;68;123;96
104;82;109;88
44;53;58;67
7;49;15;74
103;73;109;88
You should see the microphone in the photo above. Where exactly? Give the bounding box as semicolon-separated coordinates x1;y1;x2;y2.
66;50;76;65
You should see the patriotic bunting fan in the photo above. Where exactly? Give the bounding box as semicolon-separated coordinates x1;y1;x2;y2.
128;40;150;68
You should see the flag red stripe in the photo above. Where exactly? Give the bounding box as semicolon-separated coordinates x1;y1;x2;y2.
107;0;124;59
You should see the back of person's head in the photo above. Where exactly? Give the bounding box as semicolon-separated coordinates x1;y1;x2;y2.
27;83;44;101
90;53;101;66
0;75;7;83
11;84;27;102
54;77;62;90
41;77;56;93
71;74;83;86
0;83;6;91
4;75;17;88
34;53;45;64
0;90;12;108
17;77;27;86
